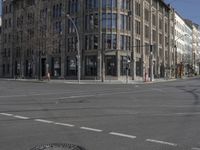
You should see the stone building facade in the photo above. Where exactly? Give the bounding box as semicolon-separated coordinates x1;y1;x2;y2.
1;0;174;81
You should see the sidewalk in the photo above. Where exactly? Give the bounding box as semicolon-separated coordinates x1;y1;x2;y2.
0;76;199;85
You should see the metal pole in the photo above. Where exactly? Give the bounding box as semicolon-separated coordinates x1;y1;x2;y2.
66;14;81;84
175;45;178;78
39;51;41;80
101;34;105;82
150;45;153;82
126;51;129;84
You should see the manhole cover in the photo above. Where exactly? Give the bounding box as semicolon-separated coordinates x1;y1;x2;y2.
30;143;86;150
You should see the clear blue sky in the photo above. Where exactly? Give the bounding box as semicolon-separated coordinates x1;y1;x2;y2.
165;0;200;25
0;0;199;25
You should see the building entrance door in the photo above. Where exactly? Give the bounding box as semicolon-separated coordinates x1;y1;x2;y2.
41;58;46;77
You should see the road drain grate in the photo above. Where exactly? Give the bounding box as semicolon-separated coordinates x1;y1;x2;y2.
30;143;86;150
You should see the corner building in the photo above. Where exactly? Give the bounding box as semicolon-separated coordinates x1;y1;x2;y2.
1;0;174;81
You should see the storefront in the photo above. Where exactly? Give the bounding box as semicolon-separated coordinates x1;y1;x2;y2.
85;55;97;76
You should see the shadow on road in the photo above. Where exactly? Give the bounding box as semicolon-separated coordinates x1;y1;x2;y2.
176;86;199;105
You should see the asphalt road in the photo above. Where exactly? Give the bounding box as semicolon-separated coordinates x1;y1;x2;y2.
0;79;200;150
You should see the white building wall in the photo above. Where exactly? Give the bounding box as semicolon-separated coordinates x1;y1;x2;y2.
175;12;186;63
184;23;192;64
175;13;194;66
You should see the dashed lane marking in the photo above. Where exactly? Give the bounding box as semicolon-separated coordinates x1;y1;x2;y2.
57;94;95;99
0;113;13;116
13;115;29;120
146;139;177;146
54;122;75;127
34;119;53;124
109;132;136;139
80;127;103;132
0;112;194;149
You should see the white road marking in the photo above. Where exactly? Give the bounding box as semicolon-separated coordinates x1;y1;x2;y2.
192;148;200;150
80;127;103;132
146;139;177;146
58;95;94;99
54;122;75;127
13;115;29;120
0;113;13;116
34;119;53;124
109;132;136;139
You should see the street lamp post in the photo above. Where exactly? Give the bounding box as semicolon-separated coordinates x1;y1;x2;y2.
126;51;131;84
66;14;81;84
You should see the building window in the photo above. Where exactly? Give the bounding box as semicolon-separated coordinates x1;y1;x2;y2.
112;34;117;49
85;35;89;50
66;56;77;76
159;48;163;58
152;14;156;26
94;35;98;49
2;64;5;75
135;20;141;35
144;8;149;22
86;0;99;9
106;34;112;49
68;37;77;52
119;14;129;31
120;35;124;50
119;0;130;10
159;17;163;30
7;48;10;57
85;14;99;30
107;13;112;28
136;39;141;54
126;36;131;51
52;57;61;77
7;64;10;74
152;30;156;42
120;35;130;50
145;43;150;56
120;15;124;30
135;1;141;17
165;22;168;33
106;56;116;76
9;4;12;13
85;35;98;50
102;0;117;9
165;36;168;47
145;25;149;39
102;13;117;29
85;55;97;76
159;33;162;45
136;59;142;76
102;13;107;28
68;0;79;14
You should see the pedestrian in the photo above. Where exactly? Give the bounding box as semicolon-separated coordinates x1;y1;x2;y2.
47;72;50;81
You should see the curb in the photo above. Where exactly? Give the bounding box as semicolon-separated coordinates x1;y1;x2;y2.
0;77;199;85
